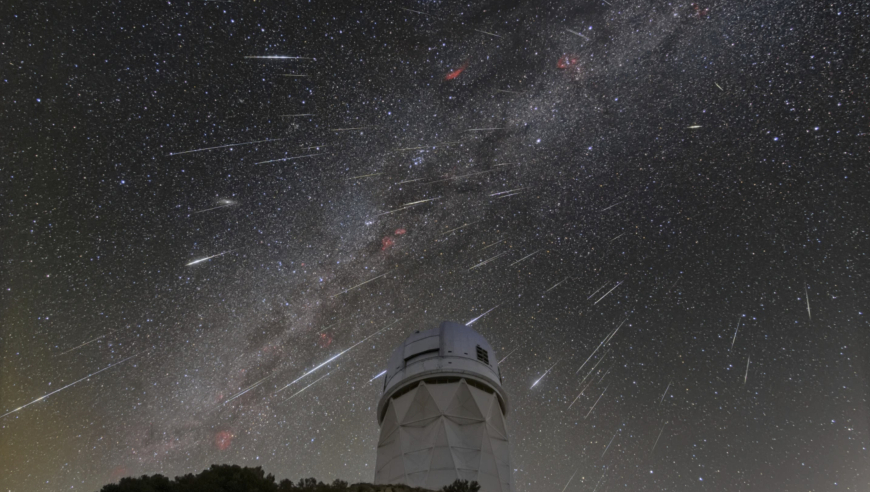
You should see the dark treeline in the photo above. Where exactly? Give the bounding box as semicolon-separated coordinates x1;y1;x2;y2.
98;465;480;492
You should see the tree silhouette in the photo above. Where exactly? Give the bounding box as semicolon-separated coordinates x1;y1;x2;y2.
440;480;481;492
98;466;479;492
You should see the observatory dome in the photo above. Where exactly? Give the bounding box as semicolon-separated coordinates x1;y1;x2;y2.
374;321;513;492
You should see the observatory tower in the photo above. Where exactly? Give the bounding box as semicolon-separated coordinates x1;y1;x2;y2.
374;321;513;492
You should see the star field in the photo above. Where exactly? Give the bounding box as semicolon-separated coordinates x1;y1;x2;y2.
2;1;869;491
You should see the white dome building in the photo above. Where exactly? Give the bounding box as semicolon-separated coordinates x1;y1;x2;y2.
374;321;513;492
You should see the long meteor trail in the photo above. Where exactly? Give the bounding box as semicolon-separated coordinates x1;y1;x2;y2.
805;285;812;320
509;249;542;267
594;280;623;305
245;55;311;59
731;316;741;350
253;153;324;165
274;319;402;393
466;304;502;326
331;270;393;298
576;327;618;374
223;374;271;406
602;430;618;457
169;138;280;155
368;370;387;383
585;385;608;418
282;372;332;402
58;330;117;356
531;359;560;388
2;354;139;419
560;470;578;492
186;250;234;266
651;422;667;452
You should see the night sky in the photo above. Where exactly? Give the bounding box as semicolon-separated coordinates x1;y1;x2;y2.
3;1;870;491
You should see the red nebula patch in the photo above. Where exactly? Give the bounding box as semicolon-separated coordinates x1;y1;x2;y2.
444;60;469;80
381;236;395;251
215;431;233;451
394;228;407;235
318;332;333;348
691;3;709;18
557;55;580;69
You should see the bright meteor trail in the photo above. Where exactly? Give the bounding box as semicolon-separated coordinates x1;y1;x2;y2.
274;318;402;393
169;138;281;155
531;359;560;388
186;250;234;266
1;354;140;419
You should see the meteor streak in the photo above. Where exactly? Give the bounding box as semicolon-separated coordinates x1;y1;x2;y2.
567;377;597;409
805;285;812;320
600;201;623;212
347;172;383;180
593;280;623;305
1;354;139;419
585;385;608;418
368;370;387;383
282;372;331;402
402;197;441;207
186;250;234;266
253;153;324;165
374;198;437;217
659;382;671;404
577;349;610;388
193;199;236;214
316;319;344;334
466;304;502;326
478;239;505;251
397;177;426;184
545;277;570;293
604;318;628;344
566;28;591;41
498;347;518;365
490;188;526;197
576;326;618;375
731;316;741;350
744;356;751;384
509;249;542;267
331;270;393;298
441;221;482;236
531;359;560;388
58;330;117;356
587;281;609;300
651;422;667;452
469;251;509;270
245;55;311;59
398;7;444;19
602;430;618;457
474;29;502;38
280;114;314;117
393;140;463;152
223;374;270;405
274;318;402;394
592;467;608;492
561;470;578;492
169;138;280;155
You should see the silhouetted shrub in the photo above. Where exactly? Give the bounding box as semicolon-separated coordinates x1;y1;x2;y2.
440;480;481;492
99;466;475;492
